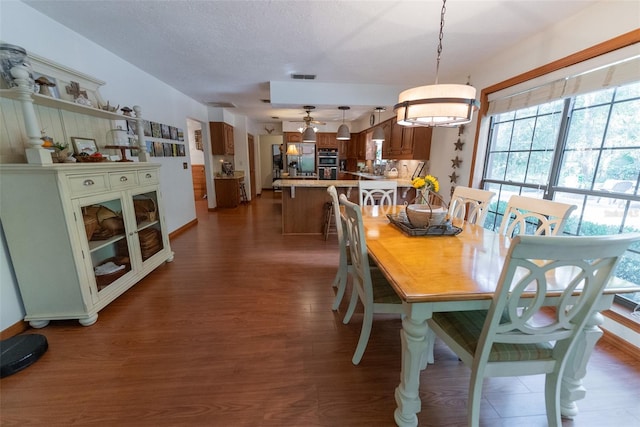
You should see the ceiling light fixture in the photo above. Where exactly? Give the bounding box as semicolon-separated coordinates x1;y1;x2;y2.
372;107;385;142
393;0;478;127
336;106;351;140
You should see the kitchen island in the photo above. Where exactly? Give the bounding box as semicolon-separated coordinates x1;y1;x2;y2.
273;178;415;235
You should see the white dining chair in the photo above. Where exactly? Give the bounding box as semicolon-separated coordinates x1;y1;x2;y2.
359;180;398;206
498;195;577;237
427;232;640;427
339;194;403;365
326;186;352;310
448;186;496;226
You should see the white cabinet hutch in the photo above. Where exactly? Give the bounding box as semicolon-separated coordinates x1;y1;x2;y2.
0;163;173;327
0;52;173;327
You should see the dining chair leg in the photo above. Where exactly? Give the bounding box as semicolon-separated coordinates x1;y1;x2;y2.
352;305;374;365
421;328;436;368
343;287;359;324
331;268;348;311
467;368;486;427
544;371;563;427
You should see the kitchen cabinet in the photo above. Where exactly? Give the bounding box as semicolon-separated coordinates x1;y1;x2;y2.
316;133;338;149
210;122;235;155
214;176;242;208
285;132;302;143
384;119;432;160
0;163;173;328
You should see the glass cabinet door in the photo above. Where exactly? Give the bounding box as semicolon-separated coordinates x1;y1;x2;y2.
81;196;132;293
131;189;165;263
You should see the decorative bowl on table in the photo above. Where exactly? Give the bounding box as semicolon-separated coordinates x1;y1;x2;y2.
405;204;448;228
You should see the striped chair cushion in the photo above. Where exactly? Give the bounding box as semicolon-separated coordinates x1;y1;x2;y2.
370;269;403;304
431;310;553;362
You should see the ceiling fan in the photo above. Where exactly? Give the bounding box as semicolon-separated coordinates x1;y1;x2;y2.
292;106;326;126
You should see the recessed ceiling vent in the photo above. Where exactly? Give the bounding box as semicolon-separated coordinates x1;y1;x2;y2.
206;101;236;108
291;73;316;80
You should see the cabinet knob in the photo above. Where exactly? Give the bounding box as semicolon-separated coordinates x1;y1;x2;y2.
145;173;152;178
83;179;95;186
119;176;128;182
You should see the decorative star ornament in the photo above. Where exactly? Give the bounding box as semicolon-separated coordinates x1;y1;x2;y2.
449;171;459;183
454;138;465;151
451;156;462;168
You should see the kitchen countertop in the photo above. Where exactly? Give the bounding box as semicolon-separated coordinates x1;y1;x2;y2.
272;178;413;187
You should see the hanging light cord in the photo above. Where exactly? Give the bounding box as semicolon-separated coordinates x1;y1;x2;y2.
435;0;446;85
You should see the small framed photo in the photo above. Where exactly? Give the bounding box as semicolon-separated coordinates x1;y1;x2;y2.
161;124;170;139
143;120;152;137
177;144;185;156
71;137;99;155
169;126;178;140
153;141;164;157
177;128;184;141
151;122;162;138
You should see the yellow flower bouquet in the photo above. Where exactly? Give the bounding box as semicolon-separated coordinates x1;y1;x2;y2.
412;175;440;193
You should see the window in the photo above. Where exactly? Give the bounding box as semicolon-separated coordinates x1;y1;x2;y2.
481;81;640;309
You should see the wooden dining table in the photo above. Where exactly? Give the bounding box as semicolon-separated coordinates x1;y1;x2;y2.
360;205;640;427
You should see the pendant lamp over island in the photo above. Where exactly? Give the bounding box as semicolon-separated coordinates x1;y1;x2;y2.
371;107;385;142
394;0;479;127
336;106;351;140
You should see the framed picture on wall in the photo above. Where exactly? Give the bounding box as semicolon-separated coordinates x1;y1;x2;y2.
151;122;162;138
153;141;164;157
161;124;170;139
177;128;184;141
169;126;178;140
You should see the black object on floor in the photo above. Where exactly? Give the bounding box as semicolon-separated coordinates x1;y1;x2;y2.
0;334;48;378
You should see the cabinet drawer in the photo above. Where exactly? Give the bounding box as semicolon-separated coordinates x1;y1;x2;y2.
109;171;138;189
67;174;109;195
138;169;159;185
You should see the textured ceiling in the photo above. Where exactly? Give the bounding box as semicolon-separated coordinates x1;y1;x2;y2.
23;0;600;125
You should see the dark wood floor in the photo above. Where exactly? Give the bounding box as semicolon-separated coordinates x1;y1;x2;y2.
2;193;639;426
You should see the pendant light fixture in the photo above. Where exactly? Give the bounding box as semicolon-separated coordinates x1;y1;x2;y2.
371;107;385;142
302;126;316;143
300;106;317;143
394;0;478;127
336;106;351;140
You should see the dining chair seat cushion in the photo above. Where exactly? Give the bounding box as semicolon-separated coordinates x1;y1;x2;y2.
371;269;403;304
431;310;553;362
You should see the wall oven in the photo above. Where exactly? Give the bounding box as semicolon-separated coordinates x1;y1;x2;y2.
317;149;338;180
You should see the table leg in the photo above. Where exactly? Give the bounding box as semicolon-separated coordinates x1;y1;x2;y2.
394;315;429;427
560;310;604;418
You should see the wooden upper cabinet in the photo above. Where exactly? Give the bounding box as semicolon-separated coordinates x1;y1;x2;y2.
383;119;431;160
285;132;302;143
316;133;338;149
409;126;432;160
347;132;359;159
210;122;235;155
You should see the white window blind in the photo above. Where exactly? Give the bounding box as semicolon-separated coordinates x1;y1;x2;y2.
487;44;640;115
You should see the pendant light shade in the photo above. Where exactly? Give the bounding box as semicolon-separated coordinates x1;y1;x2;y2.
336;106;351;140
301;126;316;143
371;107;385;142
393;0;478;127
395;84;477;126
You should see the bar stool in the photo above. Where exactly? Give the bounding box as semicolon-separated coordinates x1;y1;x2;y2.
323;201;336;240
239;181;248;204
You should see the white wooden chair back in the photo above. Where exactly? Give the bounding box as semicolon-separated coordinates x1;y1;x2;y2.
448;186;495;225
339;193;403;365
327;186;351;311
498;195;577;237
358;180;397;206
428;232;640;426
